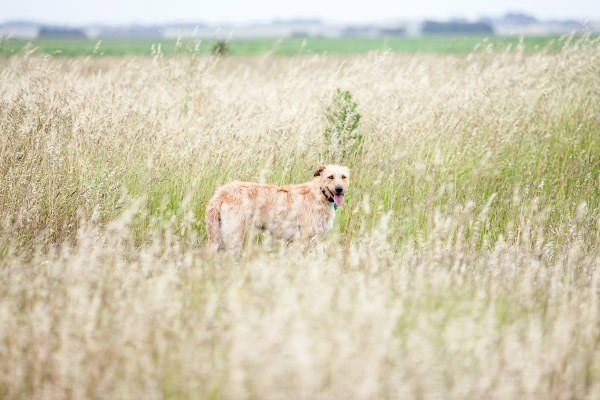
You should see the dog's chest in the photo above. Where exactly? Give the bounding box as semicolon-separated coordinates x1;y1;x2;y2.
321;206;336;233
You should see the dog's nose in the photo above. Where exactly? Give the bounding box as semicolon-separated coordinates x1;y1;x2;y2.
335;186;343;194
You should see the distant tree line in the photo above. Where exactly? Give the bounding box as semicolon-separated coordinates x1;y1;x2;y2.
342;26;406;36
39;26;85;38
422;21;494;34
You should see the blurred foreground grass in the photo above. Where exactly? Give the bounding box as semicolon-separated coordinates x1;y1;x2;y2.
0;36;600;399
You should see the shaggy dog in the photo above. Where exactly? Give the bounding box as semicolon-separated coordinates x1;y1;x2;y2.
206;165;350;252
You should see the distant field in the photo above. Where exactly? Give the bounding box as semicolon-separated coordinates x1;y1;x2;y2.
0;35;585;56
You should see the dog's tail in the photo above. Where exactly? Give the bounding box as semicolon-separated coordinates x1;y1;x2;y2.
206;197;223;251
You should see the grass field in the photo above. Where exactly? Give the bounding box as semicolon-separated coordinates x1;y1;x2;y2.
1;35;600;398
0;35;580;56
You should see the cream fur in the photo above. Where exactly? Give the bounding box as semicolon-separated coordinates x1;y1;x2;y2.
206;165;350;252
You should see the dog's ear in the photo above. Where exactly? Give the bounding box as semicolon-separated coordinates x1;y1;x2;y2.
314;165;326;177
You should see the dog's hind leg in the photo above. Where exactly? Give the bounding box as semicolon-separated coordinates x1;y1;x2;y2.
220;205;246;254
206;199;225;252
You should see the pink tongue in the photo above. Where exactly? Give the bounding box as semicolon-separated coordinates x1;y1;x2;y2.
334;194;344;207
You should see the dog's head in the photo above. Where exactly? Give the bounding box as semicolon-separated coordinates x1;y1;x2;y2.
314;165;350;207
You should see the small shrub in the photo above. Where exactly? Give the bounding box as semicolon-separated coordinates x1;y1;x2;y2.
211;40;230;55
323;89;363;160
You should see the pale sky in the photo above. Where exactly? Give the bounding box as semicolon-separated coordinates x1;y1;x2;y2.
3;0;599;25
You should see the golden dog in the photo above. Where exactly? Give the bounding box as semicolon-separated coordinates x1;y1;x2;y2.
206;165;350;252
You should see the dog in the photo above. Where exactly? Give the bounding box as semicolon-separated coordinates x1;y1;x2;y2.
206;165;350;252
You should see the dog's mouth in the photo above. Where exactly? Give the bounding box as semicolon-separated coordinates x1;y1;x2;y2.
328;188;344;207
322;187;345;207
333;193;344;207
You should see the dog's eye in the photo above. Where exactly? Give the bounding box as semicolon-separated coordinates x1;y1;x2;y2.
328;176;334;179
341;175;347;179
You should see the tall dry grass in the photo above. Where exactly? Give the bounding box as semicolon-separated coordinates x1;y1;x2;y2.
1;37;600;399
